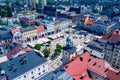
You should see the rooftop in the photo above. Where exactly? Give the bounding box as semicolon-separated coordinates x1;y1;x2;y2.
35;25;45;33
102;29;120;43
21;27;36;32
107;70;120;80
11;28;21;35
0;51;46;79
64;52;91;80
63;46;76;54
64;51;118;80
41;68;73;80
0;31;12;41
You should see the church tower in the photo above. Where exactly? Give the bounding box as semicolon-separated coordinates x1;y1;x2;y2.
62;36;77;65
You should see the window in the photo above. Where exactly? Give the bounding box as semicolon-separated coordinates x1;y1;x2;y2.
43;65;45;68
43;70;45;72
31;71;33;74
95;76;98;79
64;53;68;56
114;54;117;56
115;50;119;52
31;76;34;79
38;68;40;70
24;75;26;78
38;72;41;75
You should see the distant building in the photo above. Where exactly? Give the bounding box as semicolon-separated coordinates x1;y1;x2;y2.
95;4;103;12
0;31;13;44
24;0;36;9
38;0;47;9
44;5;57;17
79;18;118;36
21;27;38;42
80;5;92;14
87;29;120;70
0;51;48;80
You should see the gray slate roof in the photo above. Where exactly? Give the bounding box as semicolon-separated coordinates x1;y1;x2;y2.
0;51;46;79
21;27;36;32
63;46;76;54
41;68;73;80
0;31;12;41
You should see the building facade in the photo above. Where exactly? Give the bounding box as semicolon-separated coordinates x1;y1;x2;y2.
21;27;38;42
38;0;47;8
11;28;23;42
35;25;46;38
88;29;120;70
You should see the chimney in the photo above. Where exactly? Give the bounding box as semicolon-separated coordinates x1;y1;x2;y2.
116;31;119;34
79;57;83;61
116;71;120;75
88;59;91;62
93;62;97;66
65;65;69;68
104;68;109;72
13;68;18;72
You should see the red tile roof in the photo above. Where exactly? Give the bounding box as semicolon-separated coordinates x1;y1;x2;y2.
87;56;115;77
64;52;91;80
102;29;120;43
107;70;120;80
64;51;119;80
22;48;31;52
7;46;22;59
35;25;45;33
11;28;21;35
6;47;31;59
29;19;42;24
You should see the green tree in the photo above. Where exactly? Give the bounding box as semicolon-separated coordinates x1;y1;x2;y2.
13;21;19;25
55;44;62;53
47;41;51;45
93;9;99;13
56;48;62;53
35;44;41;50
23;22;29;28
56;44;62;49
43;49;51;58
0;9;8;17
0;3;12;17
6;4;12;17
0;21;7;25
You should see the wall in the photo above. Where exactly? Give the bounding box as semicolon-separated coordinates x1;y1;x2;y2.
14;63;48;80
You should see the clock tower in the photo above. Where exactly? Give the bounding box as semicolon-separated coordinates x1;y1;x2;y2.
62;36;77;65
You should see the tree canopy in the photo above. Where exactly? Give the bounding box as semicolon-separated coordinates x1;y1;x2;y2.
0;3;12;17
23;22;29;28
43;49;51;58
13;21;20;25
35;44;41;50
55;44;62;53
